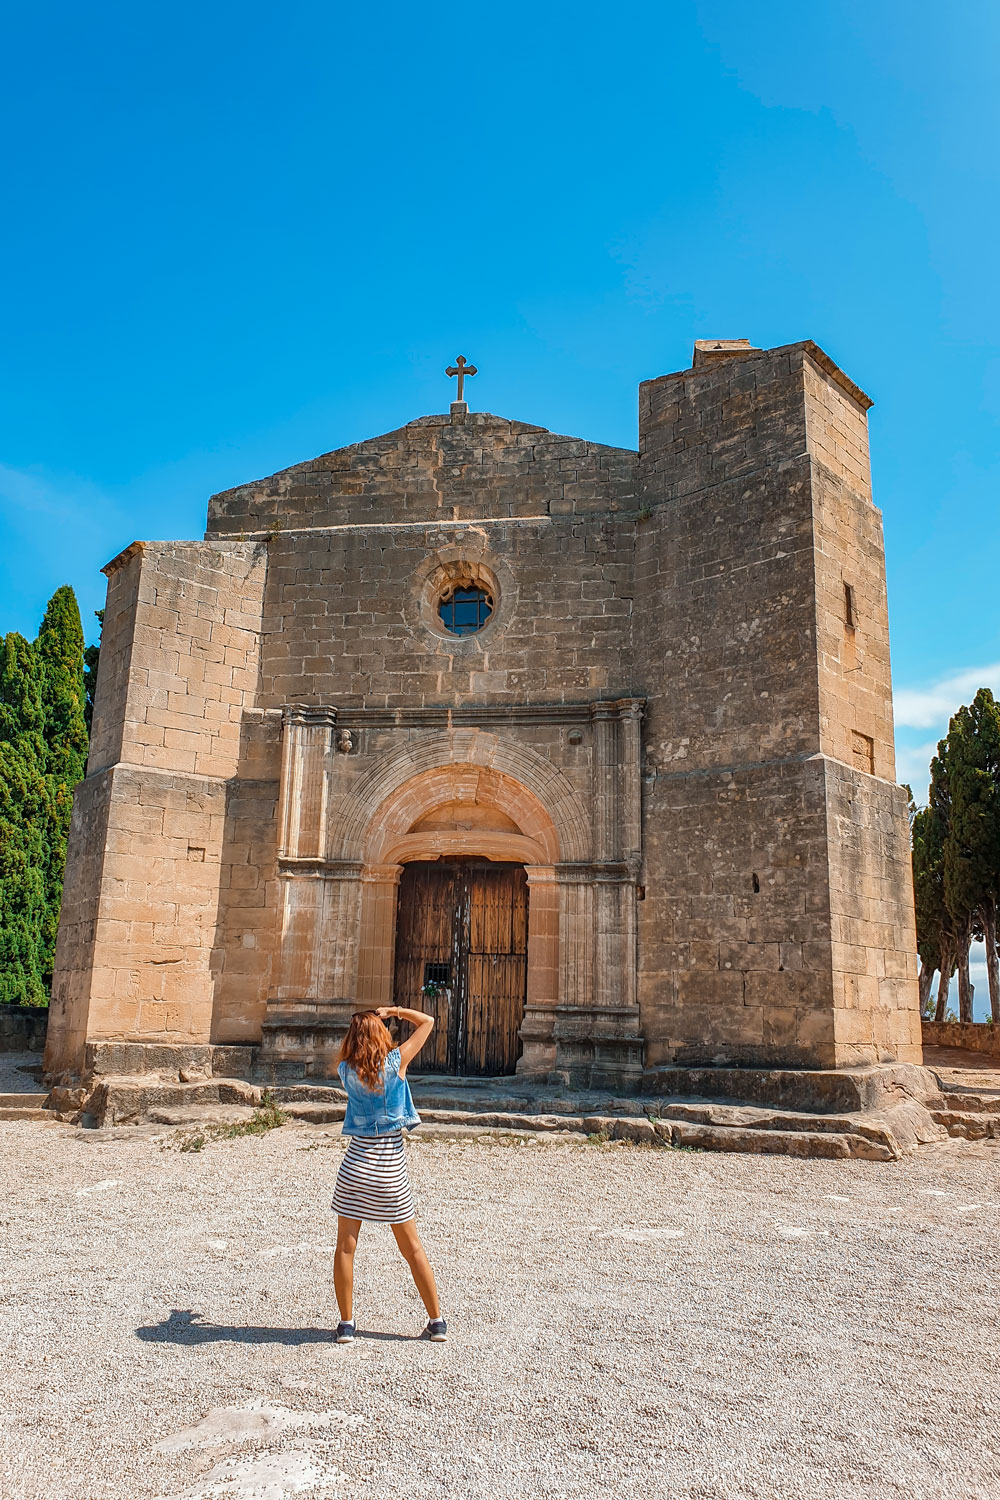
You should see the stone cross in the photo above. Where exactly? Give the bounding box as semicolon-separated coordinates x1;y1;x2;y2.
446;355;477;403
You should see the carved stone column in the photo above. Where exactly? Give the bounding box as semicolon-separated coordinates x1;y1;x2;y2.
557;869;594;1008
356;863;403;1008
548;697;646;1089
260;708;355;1080
517;865;559;1073
278;706;335;862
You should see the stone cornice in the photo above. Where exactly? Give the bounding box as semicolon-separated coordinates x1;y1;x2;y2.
277;857;364;880
281;698;645;730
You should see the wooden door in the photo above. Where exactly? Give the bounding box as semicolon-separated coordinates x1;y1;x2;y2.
392;859;528;1076
391;861;457;1073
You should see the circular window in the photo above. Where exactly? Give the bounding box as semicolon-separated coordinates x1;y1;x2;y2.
437;583;494;636
410;552;512;644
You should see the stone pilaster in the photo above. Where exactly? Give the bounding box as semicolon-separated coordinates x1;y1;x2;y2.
356;864;403;1008
517;865;559;1073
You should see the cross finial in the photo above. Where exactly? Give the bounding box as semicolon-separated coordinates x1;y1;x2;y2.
446;354;477;404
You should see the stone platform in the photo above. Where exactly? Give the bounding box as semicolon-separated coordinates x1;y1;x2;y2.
41;1045;1000;1158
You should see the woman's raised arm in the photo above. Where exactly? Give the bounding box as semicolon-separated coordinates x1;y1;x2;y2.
376;1006;435;1076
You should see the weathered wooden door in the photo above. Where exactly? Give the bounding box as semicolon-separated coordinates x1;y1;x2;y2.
392;859;528;1076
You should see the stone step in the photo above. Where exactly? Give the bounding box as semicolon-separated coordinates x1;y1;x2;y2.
937;1092;1000;1115
283;1101;346;1124
930;1108;1000;1141
419;1106;899;1156
147;1104;261;1127
75;1076;931;1157
269;1084;345;1105
91;1077;259;1126
664;1121;894;1160
279;1100;899;1159
0;1091;51;1122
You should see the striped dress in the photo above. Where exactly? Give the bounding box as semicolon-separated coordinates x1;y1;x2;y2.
331;1131;415;1224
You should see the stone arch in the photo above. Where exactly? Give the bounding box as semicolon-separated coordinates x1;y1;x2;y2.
364;763;559;866
349;738;575;1033
330;729;591;863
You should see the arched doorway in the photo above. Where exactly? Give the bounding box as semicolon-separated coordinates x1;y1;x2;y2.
393;857;528;1076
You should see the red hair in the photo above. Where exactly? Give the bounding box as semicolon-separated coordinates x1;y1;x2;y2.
338;1011;393;1091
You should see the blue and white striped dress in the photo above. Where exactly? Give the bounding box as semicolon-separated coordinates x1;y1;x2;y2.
331;1131;415;1223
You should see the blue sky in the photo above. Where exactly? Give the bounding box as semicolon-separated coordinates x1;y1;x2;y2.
2;2;998;1000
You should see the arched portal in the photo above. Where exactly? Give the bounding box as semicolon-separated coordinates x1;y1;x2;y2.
354;764;560;1075
268;709;644;1085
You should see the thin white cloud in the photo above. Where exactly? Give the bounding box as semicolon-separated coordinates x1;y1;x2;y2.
0;465;120;640
894;740;940;792
894;664;1000;729
0;464;112;525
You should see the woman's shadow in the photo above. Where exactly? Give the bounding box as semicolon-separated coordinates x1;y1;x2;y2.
136;1310;415;1345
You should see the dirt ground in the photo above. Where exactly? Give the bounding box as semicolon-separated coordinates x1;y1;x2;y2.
1;1107;999;1500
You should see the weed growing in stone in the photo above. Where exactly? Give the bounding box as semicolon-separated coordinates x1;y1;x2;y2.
175;1092;288;1153
223;1091;288;1137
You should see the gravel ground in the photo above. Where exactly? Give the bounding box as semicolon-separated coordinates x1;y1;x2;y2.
0;1051;44;1092
1;1114;999;1500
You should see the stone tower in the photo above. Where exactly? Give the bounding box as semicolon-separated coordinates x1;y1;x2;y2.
45;339;921;1086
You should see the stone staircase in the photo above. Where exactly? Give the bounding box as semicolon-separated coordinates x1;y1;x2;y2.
71;1065;959;1160
0;1090;52;1122
277;1090;900;1159
928;1090;1000;1141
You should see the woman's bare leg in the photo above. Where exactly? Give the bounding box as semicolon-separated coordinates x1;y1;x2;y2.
391;1220;441;1319
334;1216;361;1322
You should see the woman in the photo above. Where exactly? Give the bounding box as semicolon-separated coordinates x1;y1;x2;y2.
331;1003;446;1345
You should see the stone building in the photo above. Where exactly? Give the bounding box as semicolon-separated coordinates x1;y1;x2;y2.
45;339;922;1088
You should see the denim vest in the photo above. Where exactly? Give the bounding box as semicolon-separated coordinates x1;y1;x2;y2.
338;1047;420;1136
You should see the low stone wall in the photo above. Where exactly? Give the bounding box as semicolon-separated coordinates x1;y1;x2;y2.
922;1020;1000;1058
0;1004;48;1053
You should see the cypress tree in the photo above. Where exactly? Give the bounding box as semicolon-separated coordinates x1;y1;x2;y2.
912;804;943;1016
916;757;959;1022
933;734;978;1022
83;608;103;735
942;689;1000;1024
0;633;51;1005
37;587;89;786
35;587;89;986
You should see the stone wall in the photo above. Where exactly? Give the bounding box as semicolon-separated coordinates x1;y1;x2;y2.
922;1020;1000;1057
206;412;638;534
0;1004;48;1053
638;758;836;1068
253;516;636;710
825;760;921;1064
634;342;920;1067
807;357;895;782
208;709;282;1045
45;540;268;1076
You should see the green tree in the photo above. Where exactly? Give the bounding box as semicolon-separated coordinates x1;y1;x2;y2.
912;804;943;1016
931;737;978;1022
83;608;103;735
942;689;1000;1024
0;588;91;1005
0;633;52;1005
914;761;959;1022
34;586;89;988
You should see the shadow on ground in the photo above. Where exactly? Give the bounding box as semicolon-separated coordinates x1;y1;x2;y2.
135;1310;416;1344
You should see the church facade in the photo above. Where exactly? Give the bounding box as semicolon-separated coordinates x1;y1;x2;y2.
45;339;922;1086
